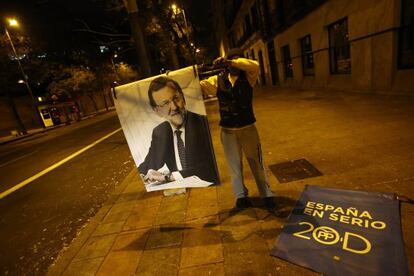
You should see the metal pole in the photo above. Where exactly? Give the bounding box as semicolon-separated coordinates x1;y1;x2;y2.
180;9;197;73
5;27;45;128
181;9;189;34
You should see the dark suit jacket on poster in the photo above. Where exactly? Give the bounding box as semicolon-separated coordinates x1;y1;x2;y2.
138;111;218;183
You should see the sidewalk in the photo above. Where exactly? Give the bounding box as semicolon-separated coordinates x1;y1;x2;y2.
47;87;414;275
0;127;58;145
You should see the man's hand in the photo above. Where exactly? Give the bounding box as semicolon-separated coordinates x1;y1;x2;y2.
213;57;230;68
143;169;166;184
142;169;175;185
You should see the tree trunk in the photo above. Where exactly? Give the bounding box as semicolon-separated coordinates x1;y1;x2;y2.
63;105;71;125
103;91;109;112
87;94;99;113
123;0;152;78
5;91;27;135
170;46;180;69
77;98;85;118
108;86;115;106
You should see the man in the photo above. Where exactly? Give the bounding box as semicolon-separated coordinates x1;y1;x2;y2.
200;48;276;209
139;76;218;186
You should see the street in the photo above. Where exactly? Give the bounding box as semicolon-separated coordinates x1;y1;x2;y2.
0;112;134;275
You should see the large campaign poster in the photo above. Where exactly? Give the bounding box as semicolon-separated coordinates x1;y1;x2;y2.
113;66;219;192
271;185;408;276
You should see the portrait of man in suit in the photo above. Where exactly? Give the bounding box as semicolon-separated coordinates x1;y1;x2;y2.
138;76;218;186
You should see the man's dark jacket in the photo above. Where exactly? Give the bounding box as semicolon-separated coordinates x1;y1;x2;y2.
138;111;218;183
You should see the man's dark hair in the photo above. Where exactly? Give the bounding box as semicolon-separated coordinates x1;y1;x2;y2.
226;48;244;60
148;76;185;109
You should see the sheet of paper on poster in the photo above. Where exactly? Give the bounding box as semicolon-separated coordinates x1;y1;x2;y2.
145;176;213;192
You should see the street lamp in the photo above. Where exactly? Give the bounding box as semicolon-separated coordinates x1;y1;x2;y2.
4;18;45;129
170;4;197;68
170;4;189;36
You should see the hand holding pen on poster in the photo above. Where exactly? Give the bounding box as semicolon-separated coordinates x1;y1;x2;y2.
142;169;174;186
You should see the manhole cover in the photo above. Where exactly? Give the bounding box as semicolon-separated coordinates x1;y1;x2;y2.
269;159;322;183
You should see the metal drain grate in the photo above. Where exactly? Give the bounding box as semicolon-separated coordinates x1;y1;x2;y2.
269;159;323;183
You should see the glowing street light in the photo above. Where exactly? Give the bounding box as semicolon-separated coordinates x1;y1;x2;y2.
4;17;45;129
170;4;188;33
170;4;198;67
8;18;18;27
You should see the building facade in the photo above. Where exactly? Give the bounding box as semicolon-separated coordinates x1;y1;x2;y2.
211;0;414;95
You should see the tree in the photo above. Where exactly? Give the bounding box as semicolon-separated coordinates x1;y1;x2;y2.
0;32;35;134
114;62;138;83
92;58;138;111
142;0;195;70
75;0;197;73
47;66;99;113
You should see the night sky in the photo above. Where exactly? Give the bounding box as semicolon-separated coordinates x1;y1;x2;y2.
1;0;127;52
0;0;216;59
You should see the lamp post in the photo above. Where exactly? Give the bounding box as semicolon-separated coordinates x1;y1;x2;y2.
170;4;197;68
171;4;188;34
4;18;44;128
171;4;189;38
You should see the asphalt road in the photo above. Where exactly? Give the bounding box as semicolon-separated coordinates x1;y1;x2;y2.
0;111;135;275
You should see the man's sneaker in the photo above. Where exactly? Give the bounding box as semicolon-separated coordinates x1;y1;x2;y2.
236;197;252;209
264;197;276;210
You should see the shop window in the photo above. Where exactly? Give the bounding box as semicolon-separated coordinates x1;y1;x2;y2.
398;0;414;68
300;34;314;76
328;18;351;74
281;45;293;79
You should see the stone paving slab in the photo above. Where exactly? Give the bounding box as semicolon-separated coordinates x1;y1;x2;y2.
180;228;224;268
179;263;225;276
96;230;148;276
62;257;104;276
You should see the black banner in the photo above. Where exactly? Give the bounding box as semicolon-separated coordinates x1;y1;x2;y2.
271;185;408;276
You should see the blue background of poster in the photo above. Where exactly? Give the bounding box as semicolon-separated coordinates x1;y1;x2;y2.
271;185;408;276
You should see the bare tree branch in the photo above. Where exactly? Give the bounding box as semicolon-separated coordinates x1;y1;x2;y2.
74;18;130;38
74;28;131;38
105;39;132;45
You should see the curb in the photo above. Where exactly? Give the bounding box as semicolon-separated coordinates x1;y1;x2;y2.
0;125;63;146
0;110;117;146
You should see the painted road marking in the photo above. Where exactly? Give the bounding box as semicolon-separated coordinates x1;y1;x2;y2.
0;128;122;200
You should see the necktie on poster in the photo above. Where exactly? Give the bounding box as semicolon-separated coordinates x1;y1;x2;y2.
145;176;213;192
175;129;187;169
